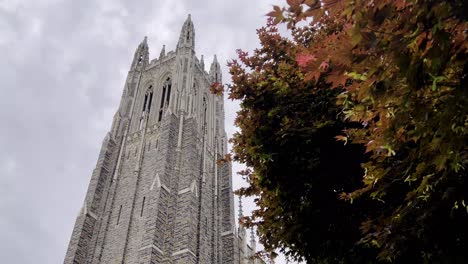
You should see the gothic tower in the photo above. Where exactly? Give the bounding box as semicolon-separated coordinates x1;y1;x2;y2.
64;15;246;264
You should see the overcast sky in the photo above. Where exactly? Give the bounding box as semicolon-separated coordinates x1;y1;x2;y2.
0;0;300;263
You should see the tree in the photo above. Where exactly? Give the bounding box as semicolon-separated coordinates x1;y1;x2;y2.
227;0;467;263
227;20;377;263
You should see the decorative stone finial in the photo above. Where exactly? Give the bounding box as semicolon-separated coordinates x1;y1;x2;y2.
250;227;255;246
159;45;166;59
177;14;195;49
238;195;243;219
209;55;222;83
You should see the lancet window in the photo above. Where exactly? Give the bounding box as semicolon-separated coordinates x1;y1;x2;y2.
158;77;172;122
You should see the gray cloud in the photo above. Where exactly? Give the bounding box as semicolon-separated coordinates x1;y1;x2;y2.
0;0;294;263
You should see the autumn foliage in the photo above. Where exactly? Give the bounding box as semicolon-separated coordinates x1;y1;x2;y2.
226;0;467;263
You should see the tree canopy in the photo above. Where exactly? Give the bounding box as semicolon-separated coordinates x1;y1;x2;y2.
225;0;467;263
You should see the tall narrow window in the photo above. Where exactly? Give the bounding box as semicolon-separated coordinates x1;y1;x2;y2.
160;86;166;109
203;97;207;116
148;92;153;111
142;94;148;111
158;111;163;122
166;79;172;105
116;205;122;225
143;86;153;114
158;78;171;122
140;197;146;217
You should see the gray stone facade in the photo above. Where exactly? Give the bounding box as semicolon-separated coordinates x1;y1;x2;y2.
64;15;260;264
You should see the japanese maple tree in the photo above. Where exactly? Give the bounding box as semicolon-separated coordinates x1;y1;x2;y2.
226;0;467;263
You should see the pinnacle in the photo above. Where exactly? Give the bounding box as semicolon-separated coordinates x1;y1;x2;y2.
238;195;243;219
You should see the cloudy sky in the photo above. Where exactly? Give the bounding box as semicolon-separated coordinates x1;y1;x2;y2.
0;0;299;263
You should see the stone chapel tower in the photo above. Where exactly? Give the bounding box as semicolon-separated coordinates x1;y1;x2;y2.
63;15;257;264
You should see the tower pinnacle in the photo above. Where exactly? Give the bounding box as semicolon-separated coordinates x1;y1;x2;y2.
250;228;255;245
159;44;166;59
177;14;195;49
130;36;149;70
209;54;222;83
200;55;205;71
238;195;243;219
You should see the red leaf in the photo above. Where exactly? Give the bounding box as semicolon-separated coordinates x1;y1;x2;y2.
296;53;316;67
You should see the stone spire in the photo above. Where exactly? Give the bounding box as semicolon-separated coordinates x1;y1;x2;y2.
237;195;246;236
159;44;166;59
238;195;243;220
209;55;222;83
250;228;255;248
131;36;149;71
177;14;195;50
200;55;205;71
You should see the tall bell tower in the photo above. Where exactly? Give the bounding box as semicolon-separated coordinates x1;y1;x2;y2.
63;15;254;264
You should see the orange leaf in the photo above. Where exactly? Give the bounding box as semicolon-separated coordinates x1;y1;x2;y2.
210;82;224;96
394;0;407;10
319;60;329;71
327;70;348;87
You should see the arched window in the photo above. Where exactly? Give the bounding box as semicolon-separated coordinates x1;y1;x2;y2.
147;88;153;111
166;79;171;105
158;78;172;122
143;94;148;111
142;86;153;113
140;86;153;129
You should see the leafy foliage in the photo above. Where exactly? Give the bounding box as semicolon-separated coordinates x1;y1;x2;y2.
226;0;468;263
227;20;377;263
